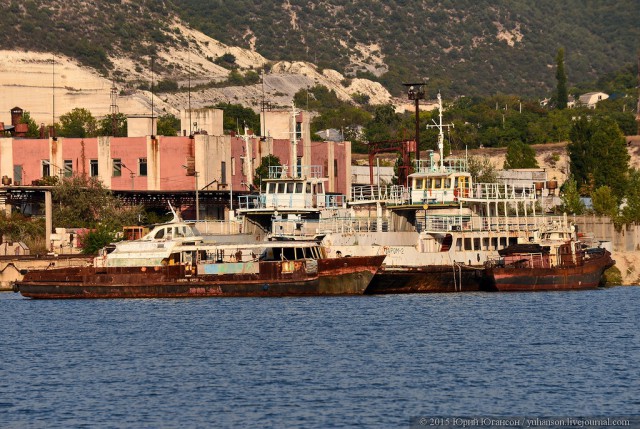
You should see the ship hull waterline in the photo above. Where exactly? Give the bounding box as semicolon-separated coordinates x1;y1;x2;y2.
365;264;488;294
484;252;614;292
15;255;385;299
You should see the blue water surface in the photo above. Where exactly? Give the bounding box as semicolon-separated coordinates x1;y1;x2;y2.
1;287;639;428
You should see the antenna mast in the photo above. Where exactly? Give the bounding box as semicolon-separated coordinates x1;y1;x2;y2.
290;102;299;178
51;54;55;137
188;41;192;136
150;56;155;136
110;80;119;136
425;92;454;171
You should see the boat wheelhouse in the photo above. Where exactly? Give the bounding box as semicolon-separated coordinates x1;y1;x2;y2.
407;154;472;206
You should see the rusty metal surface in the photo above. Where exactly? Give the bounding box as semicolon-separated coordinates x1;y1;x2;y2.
365;264;488;294
485;251;614;292
16;256;385;299
318;255;386;294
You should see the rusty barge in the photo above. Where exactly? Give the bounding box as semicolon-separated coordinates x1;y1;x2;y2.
484;227;614;292
14;214;384;299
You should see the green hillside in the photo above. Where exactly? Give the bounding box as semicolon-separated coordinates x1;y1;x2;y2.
1;0;637;97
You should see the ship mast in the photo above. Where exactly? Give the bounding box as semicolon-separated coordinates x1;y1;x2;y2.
426;92;454;171
242;122;253;186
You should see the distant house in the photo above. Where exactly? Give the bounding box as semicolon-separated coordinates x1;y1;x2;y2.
578;92;609;109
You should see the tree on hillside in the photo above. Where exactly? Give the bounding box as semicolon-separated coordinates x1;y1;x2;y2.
620;169;640;225
214;103;260;135
19;111;40;137
364;104;403;143
568;117;629;198
156;113;180;136
52;175;141;230
555;48;568;109
253;154;281;188
468;155;498;184
591;185;619;218
560;176;585;215
58;108;97;138
97;113;127;137
503;140;539;169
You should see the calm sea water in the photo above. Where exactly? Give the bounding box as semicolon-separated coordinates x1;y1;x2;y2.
1;287;639;428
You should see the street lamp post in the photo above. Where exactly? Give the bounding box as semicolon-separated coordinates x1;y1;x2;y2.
403;83;426;161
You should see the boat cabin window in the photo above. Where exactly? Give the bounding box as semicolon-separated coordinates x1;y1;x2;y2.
287;183;294;193
277;183;286;193
435;178;442;188
414;178;423;189
295;183;303;193
305;183;311;194
268;183;276;194
445;179;451;189
154;228;165;239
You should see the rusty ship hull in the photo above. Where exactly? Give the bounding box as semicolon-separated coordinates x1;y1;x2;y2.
365;264;488;294
15;255;385;299
484;249;614;292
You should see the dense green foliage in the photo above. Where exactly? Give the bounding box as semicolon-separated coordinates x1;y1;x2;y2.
212;103;260;135
503;140;539;169
170;0;638;97
555;48;568;109
591;186;619;219
97;113;128;137
156;113;180;136
620;170;640;226
254;155;281;188
560;177;585;215
568;117;629;198
58;108;97;138
19;111;40;137
52;175;142;229
1;1;637;97
0;213;46;253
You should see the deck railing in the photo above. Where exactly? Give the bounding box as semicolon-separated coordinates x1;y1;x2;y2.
270;217;390;238
268;165;323;179
351;185;409;204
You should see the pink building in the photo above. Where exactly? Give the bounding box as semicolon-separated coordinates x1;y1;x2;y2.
0;106;352;219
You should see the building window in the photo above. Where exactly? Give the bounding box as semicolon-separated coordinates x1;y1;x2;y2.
113;159;122;177
64;160;73;177
295;122;302;139
231;157;236;176
221;161;227;184
139;158;147;177
13;165;22;185
334;159;338;177
90;160;99;177
42;160;50;177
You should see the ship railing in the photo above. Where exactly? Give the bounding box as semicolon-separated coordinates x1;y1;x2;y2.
413;157;468;174
268;165;323;179
468;183;537;200
237;194;326;210
351;185;409;204
271;217;390;237
417;215;473;232
417;214;548;233
490;252;549;269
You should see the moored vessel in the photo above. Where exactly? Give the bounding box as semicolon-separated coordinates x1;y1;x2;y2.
14;212;384;299
483;224;615;291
